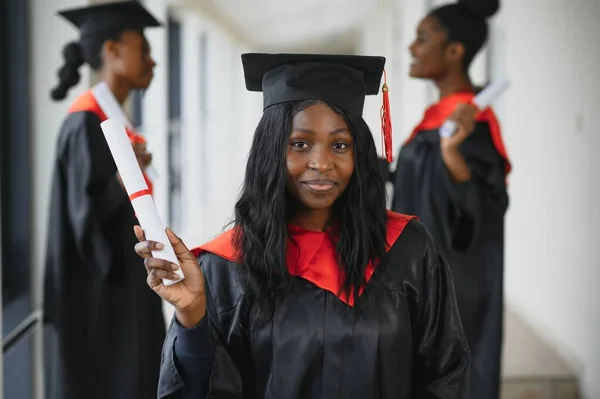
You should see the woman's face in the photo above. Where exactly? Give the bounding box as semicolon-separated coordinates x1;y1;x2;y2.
286;103;355;212
408;16;450;79
107;29;156;89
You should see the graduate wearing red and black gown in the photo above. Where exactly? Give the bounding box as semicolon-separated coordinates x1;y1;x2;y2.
380;1;512;397
388;96;510;397
43;2;165;399
150;53;471;399
389;91;510;344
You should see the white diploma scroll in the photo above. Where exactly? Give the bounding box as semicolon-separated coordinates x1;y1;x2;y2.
100;118;184;286
92;82;159;180
439;77;510;138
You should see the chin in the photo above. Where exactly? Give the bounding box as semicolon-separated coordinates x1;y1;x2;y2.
298;196;337;212
135;74;154;90
409;69;428;79
136;80;152;90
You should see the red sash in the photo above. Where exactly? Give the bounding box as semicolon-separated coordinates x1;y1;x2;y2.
68;90;154;195
405;92;511;177
192;211;417;306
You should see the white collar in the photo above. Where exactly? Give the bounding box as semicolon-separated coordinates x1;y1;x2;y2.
91;81;133;129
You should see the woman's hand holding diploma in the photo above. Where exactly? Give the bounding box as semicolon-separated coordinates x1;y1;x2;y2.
134;227;207;328
99;118;184;287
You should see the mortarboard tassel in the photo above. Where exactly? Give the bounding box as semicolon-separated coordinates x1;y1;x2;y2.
380;69;393;163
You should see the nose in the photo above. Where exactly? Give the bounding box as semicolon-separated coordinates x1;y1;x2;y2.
307;147;333;172
408;41;416;55
149;57;157;69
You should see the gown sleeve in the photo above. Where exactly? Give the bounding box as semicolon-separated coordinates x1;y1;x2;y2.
157;316;214;399
411;226;471;398
438;122;506;251
60;112;129;276
396;122;508;252
157;253;247;398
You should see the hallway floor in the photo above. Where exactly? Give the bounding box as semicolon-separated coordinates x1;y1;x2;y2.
501;309;579;399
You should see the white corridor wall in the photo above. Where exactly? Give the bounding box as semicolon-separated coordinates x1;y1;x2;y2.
26;0;600;398
362;0;600;397
497;1;600;397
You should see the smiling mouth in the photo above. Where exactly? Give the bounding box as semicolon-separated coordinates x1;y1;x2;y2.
302;180;336;193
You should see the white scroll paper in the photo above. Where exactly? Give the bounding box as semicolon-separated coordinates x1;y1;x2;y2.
439;77;510;138
92;82;159;180
100;118;184;286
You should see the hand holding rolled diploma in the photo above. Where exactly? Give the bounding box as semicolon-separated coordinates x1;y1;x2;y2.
439;77;510;139
99;118;184;286
440;103;479;150
134;226;207;328
132;141;153;170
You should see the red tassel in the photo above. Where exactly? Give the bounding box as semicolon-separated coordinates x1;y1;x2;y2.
380;69;393;163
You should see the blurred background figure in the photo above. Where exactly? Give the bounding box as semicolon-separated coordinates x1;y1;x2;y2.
0;0;599;398
381;1;510;397
42;2;165;399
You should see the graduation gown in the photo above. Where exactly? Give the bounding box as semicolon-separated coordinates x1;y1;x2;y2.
157;212;471;399
384;93;510;399
43;90;165;399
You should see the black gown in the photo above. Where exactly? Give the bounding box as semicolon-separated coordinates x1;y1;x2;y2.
43;99;166;399
384;94;510;399
158;216;471;399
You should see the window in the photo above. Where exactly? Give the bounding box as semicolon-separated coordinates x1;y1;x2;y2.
132;89;143;130
167;16;183;233
1;0;35;395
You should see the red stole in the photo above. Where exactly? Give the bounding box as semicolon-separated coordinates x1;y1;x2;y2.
68;90;154;195
405;92;511;177
192;211;416;306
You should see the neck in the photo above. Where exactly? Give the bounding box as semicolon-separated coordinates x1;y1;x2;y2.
435;70;473;99
99;71;130;104
289;208;332;232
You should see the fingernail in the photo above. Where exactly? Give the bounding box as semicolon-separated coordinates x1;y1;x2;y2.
156;243;164;250
171;263;179;270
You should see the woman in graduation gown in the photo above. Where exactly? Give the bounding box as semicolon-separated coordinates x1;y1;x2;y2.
135;53;471;399
43;2;166;398
381;1;511;398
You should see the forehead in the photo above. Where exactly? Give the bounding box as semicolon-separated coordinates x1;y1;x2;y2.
119;29;147;45
417;15;446;35
291;103;349;128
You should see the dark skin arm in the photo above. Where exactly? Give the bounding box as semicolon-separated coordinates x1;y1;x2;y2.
439;103;478;183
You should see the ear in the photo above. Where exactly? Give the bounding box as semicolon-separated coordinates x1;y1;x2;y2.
445;42;465;64
101;39;120;62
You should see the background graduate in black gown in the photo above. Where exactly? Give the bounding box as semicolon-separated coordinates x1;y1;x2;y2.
43;2;166;398
381;1;511;398
135;53;470;399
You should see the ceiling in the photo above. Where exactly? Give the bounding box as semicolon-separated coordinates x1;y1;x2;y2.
179;0;379;52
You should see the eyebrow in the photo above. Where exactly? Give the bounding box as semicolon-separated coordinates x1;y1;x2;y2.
291;128;350;136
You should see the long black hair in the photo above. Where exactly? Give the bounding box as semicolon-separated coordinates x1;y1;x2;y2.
50;30;124;101
233;100;388;305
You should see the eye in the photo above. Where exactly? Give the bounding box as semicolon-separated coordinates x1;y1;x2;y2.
332;142;350;150
290;140;310;149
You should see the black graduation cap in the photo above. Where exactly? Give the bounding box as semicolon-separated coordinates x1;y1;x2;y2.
241;53;386;116
57;0;161;38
